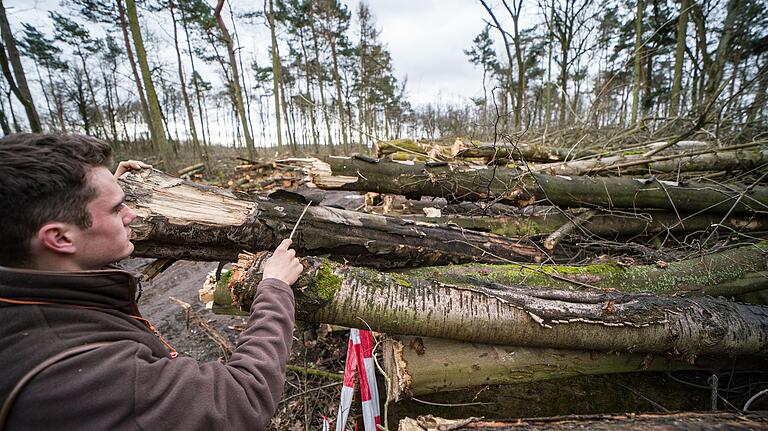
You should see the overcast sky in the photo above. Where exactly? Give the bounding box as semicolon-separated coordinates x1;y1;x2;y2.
6;0;512;108
350;0;489;106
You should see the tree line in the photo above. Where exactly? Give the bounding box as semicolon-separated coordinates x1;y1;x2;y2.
0;0;765;169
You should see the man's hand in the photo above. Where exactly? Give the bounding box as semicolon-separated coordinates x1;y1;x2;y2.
114;160;152;178
262;239;303;286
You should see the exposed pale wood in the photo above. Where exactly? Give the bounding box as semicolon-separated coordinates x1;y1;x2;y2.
121;169;547;267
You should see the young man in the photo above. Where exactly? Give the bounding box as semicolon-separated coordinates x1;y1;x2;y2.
0;133;303;430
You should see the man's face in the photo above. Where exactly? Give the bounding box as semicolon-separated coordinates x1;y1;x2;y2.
72;167;136;270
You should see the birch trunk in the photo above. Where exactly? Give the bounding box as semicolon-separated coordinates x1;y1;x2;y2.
220;253;768;357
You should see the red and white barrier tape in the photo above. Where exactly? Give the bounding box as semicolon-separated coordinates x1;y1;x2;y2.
333;328;380;431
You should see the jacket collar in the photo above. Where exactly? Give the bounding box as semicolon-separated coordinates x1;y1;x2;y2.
0;265;141;316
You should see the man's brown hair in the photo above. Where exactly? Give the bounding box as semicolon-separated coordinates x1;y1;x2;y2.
0;133;113;267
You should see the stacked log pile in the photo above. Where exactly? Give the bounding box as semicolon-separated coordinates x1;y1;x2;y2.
121;135;768;425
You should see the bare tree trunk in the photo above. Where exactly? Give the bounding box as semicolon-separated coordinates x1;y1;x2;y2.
0;0;41;132
214;0;255;158
267;0;283;154
169;0;207;169
310;20;334;152
125;0;172;169
116;0;150;134
669;0;689;116
630;0;643;125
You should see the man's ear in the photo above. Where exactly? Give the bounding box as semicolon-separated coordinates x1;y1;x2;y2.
36;222;78;255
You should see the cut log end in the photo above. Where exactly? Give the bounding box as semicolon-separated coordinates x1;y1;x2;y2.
383;337;412;403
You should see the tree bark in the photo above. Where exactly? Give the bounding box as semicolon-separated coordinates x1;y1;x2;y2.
669;0;689;116
0;0;41;132
402;243;768;298
304;157;768;215
220;253;768;357
451;138;601;162
214;0;255;158
400;210;767;243
383;335;757;399
631;0;643;125
399;413;768;431
116;0;150;133
125;0;172;168
121;169;547;267
537;149;768;176
169;0;206;170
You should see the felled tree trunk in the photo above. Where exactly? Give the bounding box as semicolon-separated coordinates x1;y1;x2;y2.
375;139;452;160
403;243;768;297
382;335;754;399
537;149;768;176
451;138;601;162
305;157;768;214
120;169;546;267
402;210;768;239
399;412;768;431
218;253;768;357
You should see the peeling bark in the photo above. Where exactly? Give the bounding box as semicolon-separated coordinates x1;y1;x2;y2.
218;253;768;357
303;157;768;214
121;169;547;267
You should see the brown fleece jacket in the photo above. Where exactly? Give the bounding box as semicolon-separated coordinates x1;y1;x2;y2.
0;266;294;430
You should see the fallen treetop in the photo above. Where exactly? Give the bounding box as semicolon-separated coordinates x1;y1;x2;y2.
214;252;768;357
121;169;548;266
303;157;768;215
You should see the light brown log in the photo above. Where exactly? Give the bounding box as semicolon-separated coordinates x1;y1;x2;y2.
121;169;547;267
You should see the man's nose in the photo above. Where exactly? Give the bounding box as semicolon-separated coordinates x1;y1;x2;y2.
124;206;137;225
